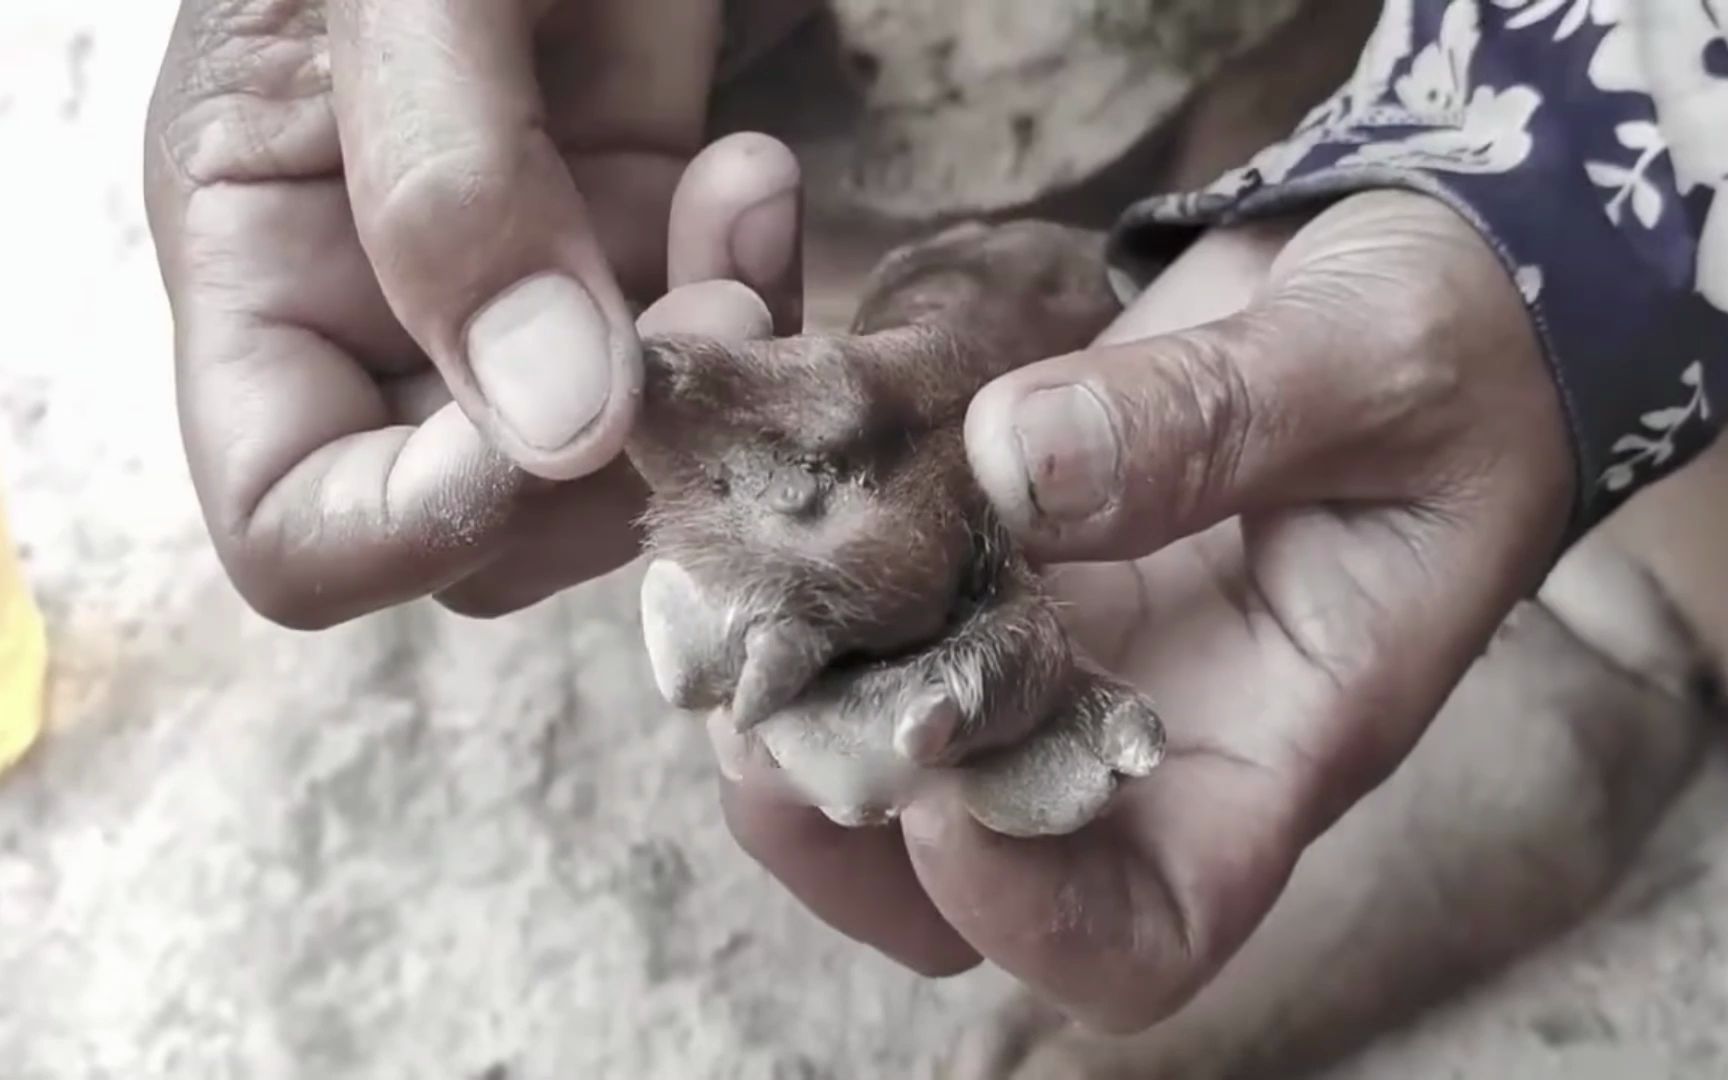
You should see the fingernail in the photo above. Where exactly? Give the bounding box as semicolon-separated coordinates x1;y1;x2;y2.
1012;385;1121;523
467;273;612;451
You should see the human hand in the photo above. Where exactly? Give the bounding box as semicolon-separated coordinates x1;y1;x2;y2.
721;190;1576;1028
144;0;810;626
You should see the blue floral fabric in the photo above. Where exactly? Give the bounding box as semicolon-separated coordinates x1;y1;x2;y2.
1107;0;1727;538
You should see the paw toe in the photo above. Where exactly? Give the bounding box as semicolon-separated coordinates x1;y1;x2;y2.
640;559;738;708
1095;685;1165;778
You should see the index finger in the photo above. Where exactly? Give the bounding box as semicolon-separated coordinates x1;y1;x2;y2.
177;299;533;629
326;0;688;481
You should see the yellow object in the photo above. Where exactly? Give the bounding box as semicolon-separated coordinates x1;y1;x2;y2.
0;494;46;776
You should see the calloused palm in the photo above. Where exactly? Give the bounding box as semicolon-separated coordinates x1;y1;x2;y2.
722;193;1577;1031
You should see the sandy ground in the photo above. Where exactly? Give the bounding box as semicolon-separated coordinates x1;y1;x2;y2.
762;0;1302;218
3;3;1728;1078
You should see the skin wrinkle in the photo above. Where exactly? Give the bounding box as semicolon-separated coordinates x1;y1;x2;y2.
166;3;338;183
1163;333;1258;531
168;78;339;186
202;317;372;520
199;0;325;43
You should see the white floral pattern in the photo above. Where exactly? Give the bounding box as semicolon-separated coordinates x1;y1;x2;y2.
1601;362;1711;491
1491;0;1618;40
1580;0;1724;490
1584;121;1667;229
1515;264;1546;302
1339;1;1542;173
1112;0;1727;530
1186;0;1541;197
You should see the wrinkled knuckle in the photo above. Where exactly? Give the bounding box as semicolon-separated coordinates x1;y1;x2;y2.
1283;284;1465;438
153;90;265;189
1144;329;1257;520
361;142;516;259
1302;271;1454;391
198;0;325;39
152;1;332;186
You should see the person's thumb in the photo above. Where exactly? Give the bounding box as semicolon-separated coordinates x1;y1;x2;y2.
964;213;1476;563
327;0;676;483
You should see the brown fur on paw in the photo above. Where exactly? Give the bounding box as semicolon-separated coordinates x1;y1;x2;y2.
642;556;1164;837
629;220;1159;837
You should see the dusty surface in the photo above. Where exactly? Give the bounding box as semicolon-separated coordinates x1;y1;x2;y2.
2;2;1727;1078
772;0;1303;219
